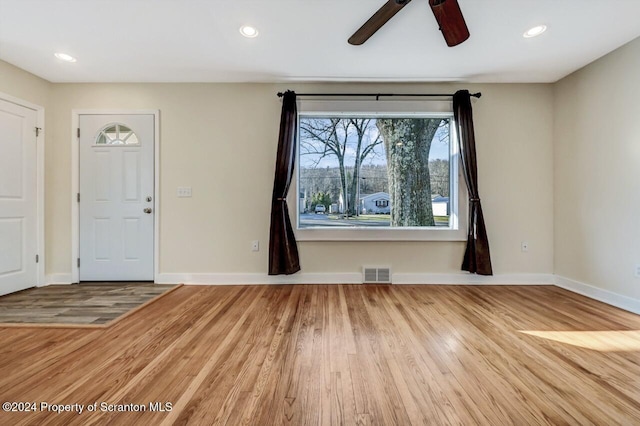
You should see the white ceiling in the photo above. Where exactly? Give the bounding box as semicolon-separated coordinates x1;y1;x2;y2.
1;0;639;83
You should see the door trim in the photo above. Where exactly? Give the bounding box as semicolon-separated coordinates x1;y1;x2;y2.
71;110;160;283
0;91;45;288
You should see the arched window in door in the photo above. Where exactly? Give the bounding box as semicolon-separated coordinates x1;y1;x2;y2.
95;123;140;145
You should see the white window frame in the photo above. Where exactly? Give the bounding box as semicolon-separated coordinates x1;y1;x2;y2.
292;99;468;242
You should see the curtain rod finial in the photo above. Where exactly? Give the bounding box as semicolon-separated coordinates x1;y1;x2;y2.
277;90;296;98
472;92;482;98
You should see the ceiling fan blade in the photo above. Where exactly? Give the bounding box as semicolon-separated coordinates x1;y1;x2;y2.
429;0;470;47
348;0;412;45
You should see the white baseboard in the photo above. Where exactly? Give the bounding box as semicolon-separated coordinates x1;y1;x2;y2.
44;274;74;286
155;272;553;286
554;275;640;315
155;272;363;285
393;273;554;285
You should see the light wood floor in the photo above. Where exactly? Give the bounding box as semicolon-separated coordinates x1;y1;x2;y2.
0;285;639;425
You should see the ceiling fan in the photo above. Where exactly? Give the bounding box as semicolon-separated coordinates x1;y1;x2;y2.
348;0;470;47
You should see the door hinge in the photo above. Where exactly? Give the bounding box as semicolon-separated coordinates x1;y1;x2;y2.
77;193;80;202
36;254;39;263
35;127;42;137
77;258;80;268
77;128;80;138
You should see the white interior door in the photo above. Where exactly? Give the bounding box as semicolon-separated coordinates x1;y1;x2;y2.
0;99;38;295
79;114;154;281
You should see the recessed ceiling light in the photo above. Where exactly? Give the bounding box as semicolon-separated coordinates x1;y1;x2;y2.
523;25;547;38
54;52;77;62
239;25;259;38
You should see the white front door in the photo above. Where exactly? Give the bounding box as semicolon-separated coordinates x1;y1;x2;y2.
79;114;154;281
0;98;38;295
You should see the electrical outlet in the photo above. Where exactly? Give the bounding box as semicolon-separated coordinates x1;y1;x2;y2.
177;187;192;197
251;240;260;252
635;264;640;278
521;241;529;252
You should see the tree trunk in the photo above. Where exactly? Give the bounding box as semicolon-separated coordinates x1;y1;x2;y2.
338;161;347;214
376;118;442;226
348;158;360;216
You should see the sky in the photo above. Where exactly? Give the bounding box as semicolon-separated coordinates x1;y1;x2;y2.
299;117;450;169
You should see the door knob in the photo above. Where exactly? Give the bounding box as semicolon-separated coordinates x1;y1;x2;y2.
144;208;152;214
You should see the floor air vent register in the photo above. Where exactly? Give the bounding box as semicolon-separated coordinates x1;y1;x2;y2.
362;266;392;284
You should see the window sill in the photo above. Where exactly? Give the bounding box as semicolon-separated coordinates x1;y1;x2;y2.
295;227;467;242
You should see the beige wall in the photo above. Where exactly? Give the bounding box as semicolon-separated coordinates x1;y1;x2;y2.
0;60;50;107
44;82;554;277
0;59;555;278
4;39;640;293
554;37;640;298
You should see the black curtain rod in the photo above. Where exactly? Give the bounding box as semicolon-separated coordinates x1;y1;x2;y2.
277;91;481;99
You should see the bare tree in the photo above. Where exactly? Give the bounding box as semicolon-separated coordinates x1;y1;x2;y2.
347;119;382;215
300;118;382;215
429;159;450;197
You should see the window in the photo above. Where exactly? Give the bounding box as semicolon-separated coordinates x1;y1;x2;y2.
95;123;140;145
295;100;466;241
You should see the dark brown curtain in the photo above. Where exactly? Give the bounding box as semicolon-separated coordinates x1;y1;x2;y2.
268;90;301;275
453;90;493;275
